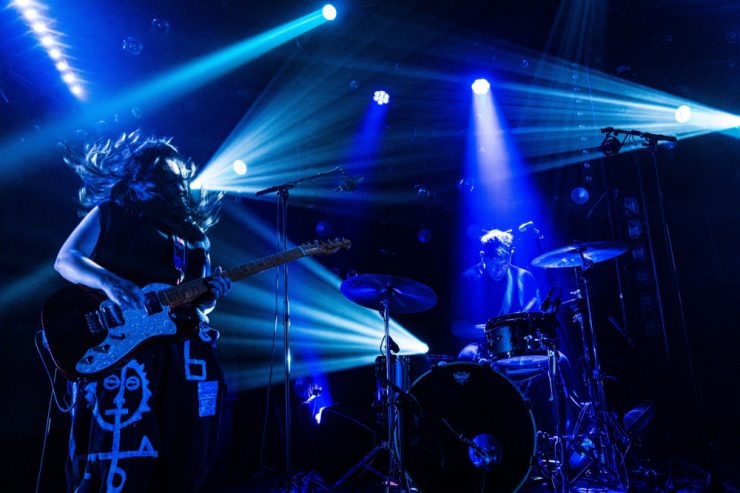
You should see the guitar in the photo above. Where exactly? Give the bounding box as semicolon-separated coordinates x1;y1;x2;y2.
41;238;351;380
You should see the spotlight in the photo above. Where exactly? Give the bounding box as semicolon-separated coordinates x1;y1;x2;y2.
570;187;590;205
14;0;32;6
373;90;390;105
471;78;490;95
22;9;39;21
62;72;77;84
322;4;337;21
232;159;247;176
70;85;83;97
48;48;62;59
31;22;48;33
40;35;54;47
675;105;692;123
55;60;69;71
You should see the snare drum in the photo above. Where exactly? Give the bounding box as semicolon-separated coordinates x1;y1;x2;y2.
485;311;557;374
376;354;455;392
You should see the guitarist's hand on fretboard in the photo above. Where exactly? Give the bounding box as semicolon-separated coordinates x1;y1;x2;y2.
195;266;233;310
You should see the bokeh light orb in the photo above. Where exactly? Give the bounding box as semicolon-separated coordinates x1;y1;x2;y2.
315;220;333;238
570;187;590;205
417;228;433;244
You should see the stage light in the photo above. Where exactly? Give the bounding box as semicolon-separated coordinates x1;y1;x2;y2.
232;159;247;176
373;90;390;105
675;105;692;123
31;21;47;33
471;78;490;95
10;1;87;100
322;4;337;21
22;9;39;21
70;85;83;96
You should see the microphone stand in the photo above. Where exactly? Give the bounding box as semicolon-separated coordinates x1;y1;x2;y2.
255;167;344;488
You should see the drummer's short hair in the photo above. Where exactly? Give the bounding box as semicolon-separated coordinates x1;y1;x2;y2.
480;229;513;259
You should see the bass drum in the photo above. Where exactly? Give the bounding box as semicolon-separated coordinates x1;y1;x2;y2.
402;362;536;493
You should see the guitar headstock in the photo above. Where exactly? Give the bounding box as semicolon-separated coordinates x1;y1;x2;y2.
300;238;352;256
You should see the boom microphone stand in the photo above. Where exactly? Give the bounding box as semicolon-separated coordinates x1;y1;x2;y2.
256;167;345;487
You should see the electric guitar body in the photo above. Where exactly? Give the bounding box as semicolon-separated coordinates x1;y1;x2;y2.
41;238;350;380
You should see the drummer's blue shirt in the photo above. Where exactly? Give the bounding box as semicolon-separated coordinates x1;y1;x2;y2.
452;263;540;340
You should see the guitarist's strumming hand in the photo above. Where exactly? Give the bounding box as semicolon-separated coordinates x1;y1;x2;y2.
196;266;233;311
102;274;146;311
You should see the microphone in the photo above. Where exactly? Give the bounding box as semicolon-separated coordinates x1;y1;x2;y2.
518;221;543;240
600;127;677;143
333;174;364;192
387;335;400;354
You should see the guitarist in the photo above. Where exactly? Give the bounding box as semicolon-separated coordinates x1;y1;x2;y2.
55;131;232;492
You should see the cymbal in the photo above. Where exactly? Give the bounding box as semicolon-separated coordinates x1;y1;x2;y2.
531;241;631;269
340;274;438;314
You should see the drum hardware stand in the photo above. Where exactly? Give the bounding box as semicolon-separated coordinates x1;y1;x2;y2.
332;298;409;492
568;251;630;490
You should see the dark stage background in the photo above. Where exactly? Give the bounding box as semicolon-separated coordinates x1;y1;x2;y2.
1;0;740;491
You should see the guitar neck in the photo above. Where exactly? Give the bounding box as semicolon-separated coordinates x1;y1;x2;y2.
158;246;307;307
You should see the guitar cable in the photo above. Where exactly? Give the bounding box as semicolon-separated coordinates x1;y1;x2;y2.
257;200;284;471
34;329;74;493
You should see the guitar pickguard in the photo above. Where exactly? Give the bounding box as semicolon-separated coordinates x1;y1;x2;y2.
75;284;176;375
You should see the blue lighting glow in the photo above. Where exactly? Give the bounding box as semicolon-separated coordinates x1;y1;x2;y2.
373;90;390;105
322;4;337;21
472;78;490;95
232;159;248;176
675;105;692;124
212;208;429;391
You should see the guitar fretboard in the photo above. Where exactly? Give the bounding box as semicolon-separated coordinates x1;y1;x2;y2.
158;246;306;307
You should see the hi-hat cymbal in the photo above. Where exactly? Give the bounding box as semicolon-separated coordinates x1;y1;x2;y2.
340;274;438;314
531;241;631;269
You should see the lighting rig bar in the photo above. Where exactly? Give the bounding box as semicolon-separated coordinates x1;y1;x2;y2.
9;0;85;99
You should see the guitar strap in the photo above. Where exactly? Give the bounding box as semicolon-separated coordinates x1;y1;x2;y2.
172;232;187;285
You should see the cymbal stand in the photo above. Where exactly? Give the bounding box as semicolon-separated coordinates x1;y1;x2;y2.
332;294;406;492
569;252;629;490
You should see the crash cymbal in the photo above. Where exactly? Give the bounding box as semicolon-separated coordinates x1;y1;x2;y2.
531;241;631;269
340;274;438;314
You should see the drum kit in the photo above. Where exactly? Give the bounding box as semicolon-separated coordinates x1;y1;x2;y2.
337;240;632;493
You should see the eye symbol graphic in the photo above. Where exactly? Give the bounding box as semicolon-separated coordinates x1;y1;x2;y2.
103;374;121;390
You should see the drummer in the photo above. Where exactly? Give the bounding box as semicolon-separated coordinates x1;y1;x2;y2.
452;228;540;360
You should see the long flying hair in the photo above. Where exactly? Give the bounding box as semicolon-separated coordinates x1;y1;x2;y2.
64;131;222;231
